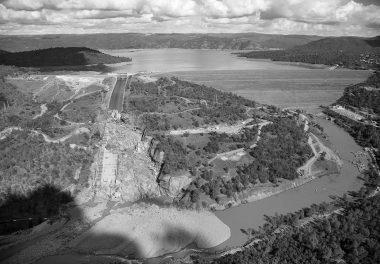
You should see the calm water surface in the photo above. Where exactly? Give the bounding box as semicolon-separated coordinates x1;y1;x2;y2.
105;49;368;250
105;48;370;111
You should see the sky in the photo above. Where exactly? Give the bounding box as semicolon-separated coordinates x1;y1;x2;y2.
0;0;379;36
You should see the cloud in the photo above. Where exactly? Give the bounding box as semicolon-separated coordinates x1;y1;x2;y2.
0;0;379;36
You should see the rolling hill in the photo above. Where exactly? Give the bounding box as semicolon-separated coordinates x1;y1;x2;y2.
0;47;131;68
240;36;380;69
0;33;323;52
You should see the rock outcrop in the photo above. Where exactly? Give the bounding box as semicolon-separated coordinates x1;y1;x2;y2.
159;173;193;198
148;138;165;165
93;116;196;204
94;119;162;203
148;138;192;198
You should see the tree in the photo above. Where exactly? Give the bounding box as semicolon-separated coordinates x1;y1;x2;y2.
258;171;269;183
321;246;332;260
190;189;200;203
204;141;219;153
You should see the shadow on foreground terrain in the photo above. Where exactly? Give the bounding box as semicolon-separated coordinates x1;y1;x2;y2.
0;184;209;264
0;185;74;235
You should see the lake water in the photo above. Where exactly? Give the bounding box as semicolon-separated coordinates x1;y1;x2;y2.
105;48;370;112
105;49;368;251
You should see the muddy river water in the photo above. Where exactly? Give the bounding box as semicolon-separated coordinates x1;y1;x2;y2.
214;117;364;248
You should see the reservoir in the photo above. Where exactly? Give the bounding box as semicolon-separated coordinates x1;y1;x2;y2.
105;48;370;112
105;49;369;251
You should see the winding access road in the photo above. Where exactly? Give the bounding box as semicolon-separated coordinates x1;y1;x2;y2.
108;75;130;112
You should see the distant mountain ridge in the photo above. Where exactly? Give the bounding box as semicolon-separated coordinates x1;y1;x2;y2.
0;47;131;68
240;36;380;70
0;33;323;52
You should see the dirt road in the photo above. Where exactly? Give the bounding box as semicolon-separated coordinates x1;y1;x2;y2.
169;118;254;136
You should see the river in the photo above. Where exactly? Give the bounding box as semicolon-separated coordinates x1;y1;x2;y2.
214;117;364;248
103;48;369;252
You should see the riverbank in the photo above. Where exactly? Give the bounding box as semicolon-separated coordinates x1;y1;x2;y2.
213;114;365;249
209;130;341;211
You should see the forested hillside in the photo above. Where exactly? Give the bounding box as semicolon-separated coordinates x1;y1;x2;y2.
336;71;380;114
0;47;130;67
0;33;322;52
241;36;380;70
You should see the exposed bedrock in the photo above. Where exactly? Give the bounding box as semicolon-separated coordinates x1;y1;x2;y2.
148;138;192;198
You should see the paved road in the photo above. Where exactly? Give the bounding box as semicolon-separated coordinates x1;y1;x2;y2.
108;76;130;112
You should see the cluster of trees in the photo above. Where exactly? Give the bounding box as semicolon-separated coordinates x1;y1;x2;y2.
204;128;258;154
196;165;380;264
194;104;247;125
129;97;159;113
259;201;335;234
0;80;41;130
130;80;159;95
0;92;7;110
186;117;312;203
0;130;93;203
25;114;65;138
0;47;130;67
366;71;380;87
246;117;312;182
154;135;189;175
1;96;67;138
197;170;246;202
141;114;171;131
163;77;256;108
22;102;68;137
